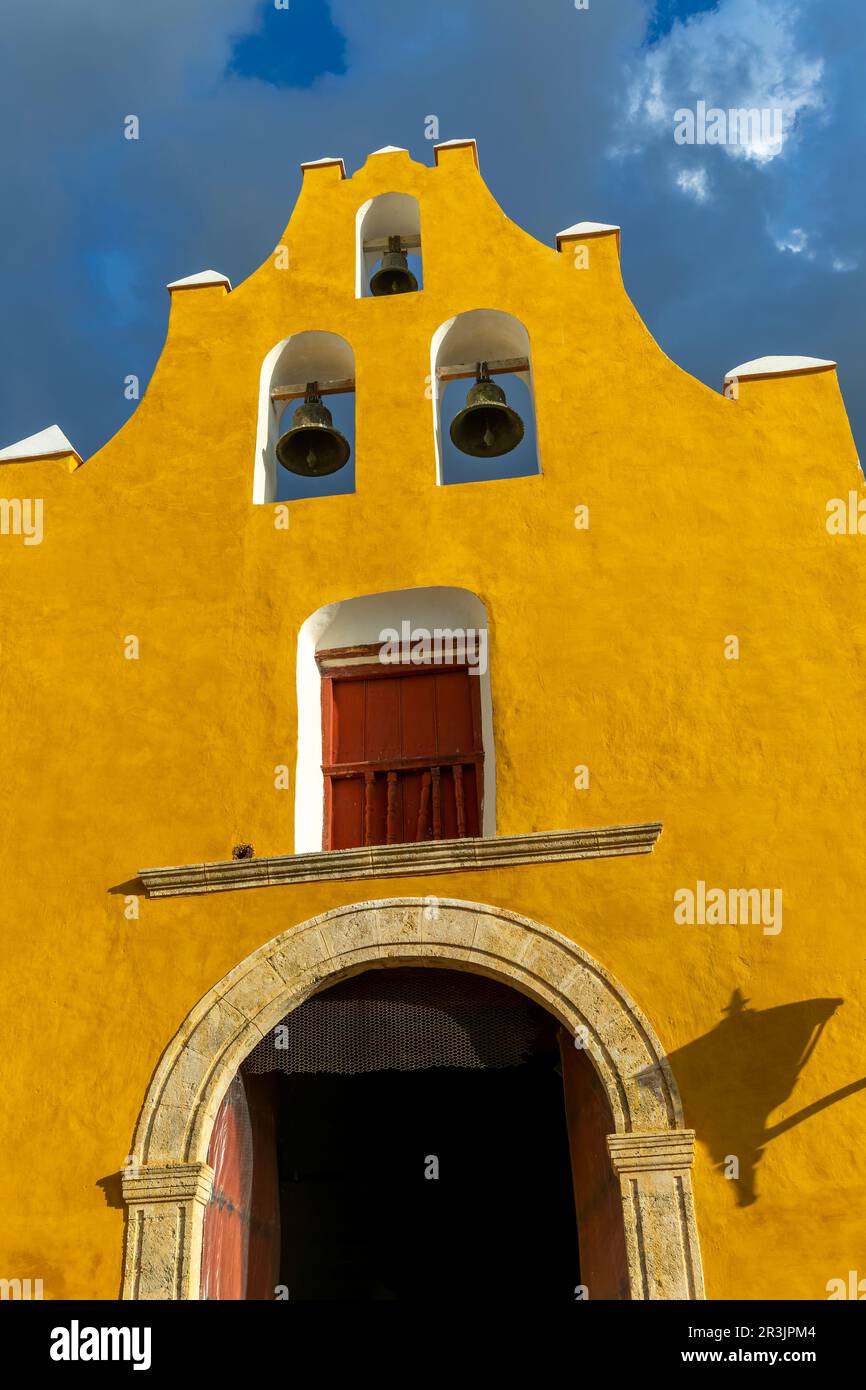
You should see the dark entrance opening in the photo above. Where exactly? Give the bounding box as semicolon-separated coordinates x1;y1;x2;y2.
257;968;579;1300
199;966;629;1301
274;1059;578;1300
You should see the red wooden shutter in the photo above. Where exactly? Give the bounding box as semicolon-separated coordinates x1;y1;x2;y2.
322;660;483;850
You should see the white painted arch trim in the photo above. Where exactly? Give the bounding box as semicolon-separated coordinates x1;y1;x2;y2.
122;898;704;1299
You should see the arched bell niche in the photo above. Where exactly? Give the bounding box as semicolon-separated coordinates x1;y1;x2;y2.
356;192;423;299
253;331;356;504
431;310;540;486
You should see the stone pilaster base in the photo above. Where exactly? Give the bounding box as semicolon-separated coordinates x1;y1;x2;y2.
608;1131;705;1300
121;1163;213;1301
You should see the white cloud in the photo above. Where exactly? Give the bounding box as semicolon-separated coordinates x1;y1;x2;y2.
774;227;812;255
676;167;710;202
625;0;825;166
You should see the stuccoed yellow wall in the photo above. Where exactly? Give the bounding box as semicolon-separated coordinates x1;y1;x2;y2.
1;143;864;1300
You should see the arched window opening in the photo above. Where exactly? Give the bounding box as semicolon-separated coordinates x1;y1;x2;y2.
294;588;495;852
431;310;540;485
254;331;356;504
356;193;422;299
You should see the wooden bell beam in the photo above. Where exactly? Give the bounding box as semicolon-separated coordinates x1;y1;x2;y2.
270;355;531;405
362;234;422;253
270;377;356;405
436;355;530;383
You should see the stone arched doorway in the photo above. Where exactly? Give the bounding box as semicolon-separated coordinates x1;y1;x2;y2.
121;899;705;1300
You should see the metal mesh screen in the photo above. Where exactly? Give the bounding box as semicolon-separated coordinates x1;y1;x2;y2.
241;968;555;1075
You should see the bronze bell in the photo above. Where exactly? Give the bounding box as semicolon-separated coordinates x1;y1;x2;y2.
449;362;525;458
275;384;351;477
369;235;419;296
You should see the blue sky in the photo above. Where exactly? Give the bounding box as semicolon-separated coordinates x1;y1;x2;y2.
0;0;863;466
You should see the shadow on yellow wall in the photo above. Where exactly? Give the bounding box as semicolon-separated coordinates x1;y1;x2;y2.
655;990;866;1206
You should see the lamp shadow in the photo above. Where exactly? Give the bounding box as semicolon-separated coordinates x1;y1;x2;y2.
644;990;866;1206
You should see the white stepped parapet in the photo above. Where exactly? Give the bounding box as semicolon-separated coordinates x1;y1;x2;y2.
725;355;836;383
166;269;231;292
433;138;479;167
0;424;80;463
300;155;347;177
557;221;620;251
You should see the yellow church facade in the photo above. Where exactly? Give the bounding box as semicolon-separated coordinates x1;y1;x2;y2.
1;139;864;1302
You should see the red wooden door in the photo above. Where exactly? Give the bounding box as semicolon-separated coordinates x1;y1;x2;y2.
557;1029;631;1299
200;1074;280;1300
322;660;483;850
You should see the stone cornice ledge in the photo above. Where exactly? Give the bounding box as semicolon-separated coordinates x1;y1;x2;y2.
139;822;662;899
121;1162;213;1206
608;1131;696;1176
